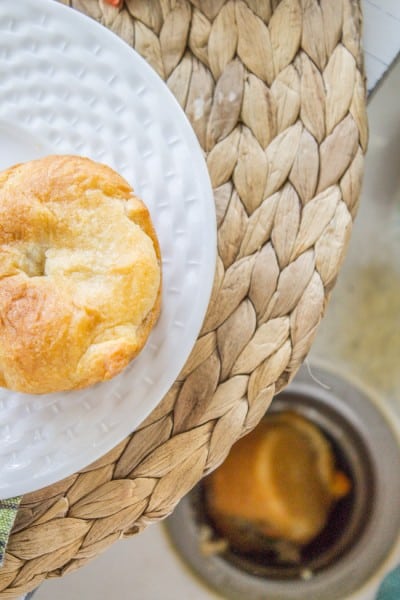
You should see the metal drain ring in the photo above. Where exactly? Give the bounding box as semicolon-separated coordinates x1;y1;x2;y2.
166;366;400;600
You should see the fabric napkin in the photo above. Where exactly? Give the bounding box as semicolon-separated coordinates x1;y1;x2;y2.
0;497;21;566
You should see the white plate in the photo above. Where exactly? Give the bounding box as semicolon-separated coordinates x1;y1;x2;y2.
0;0;216;497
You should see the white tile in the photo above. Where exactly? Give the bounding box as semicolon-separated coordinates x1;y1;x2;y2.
365;0;400;21
363;0;400;92
363;2;400;65
364;50;387;92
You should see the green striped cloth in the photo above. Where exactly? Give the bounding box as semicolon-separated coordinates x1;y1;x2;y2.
0;497;21;566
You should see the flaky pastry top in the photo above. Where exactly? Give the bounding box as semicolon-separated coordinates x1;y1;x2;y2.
0;155;161;394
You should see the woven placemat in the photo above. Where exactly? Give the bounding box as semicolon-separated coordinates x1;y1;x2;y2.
0;0;367;597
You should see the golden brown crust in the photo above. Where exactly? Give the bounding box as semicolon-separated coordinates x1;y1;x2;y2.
0;155;161;394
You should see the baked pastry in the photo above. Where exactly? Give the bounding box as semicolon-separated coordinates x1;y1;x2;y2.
0;155;161;394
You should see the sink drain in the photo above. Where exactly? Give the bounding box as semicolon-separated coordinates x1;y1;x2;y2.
165;366;400;600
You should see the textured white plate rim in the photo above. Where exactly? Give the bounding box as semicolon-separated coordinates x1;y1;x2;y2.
0;0;216;497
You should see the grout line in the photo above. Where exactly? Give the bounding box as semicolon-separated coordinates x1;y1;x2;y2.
364;49;388;67
364;0;400;23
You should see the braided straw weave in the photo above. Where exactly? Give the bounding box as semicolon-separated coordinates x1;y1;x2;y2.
0;0;367;597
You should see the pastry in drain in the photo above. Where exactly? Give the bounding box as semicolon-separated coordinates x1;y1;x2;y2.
0;155;161;394
204;411;351;560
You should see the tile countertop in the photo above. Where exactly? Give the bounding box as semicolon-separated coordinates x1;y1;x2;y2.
33;3;400;600
36;524;220;600
363;0;400;94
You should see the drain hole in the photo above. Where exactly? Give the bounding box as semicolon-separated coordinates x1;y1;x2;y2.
196;393;375;579
201;437;355;579
297;432;358;573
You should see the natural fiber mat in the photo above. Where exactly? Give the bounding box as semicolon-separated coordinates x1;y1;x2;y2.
0;0;367;597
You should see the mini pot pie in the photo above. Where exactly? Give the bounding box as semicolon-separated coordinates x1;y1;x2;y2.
0;155;161;394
